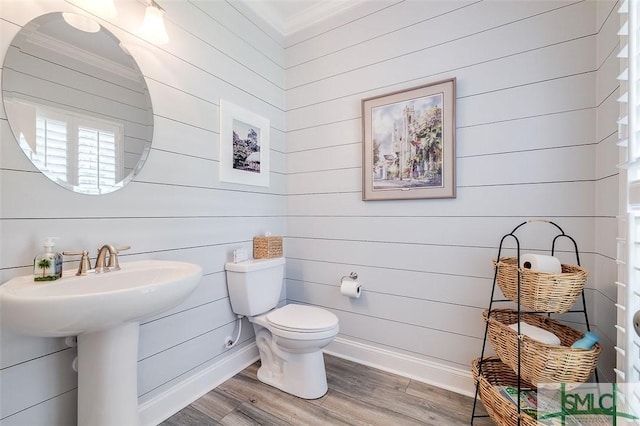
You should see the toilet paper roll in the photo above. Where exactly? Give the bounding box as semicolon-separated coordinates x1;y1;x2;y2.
340;278;362;298
520;253;562;274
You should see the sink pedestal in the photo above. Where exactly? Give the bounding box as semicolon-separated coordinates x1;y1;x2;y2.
0;260;203;426
77;322;140;426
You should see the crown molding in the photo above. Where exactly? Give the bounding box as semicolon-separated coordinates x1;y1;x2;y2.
284;0;364;36
239;0;364;37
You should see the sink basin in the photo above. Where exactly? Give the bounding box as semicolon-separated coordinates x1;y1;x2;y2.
0;259;203;337
0;259;202;426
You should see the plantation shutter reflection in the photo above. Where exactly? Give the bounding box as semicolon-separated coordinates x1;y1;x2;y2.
22;102;124;194
35;116;67;182
77;126;118;193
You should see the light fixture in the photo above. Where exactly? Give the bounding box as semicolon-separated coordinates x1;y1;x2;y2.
140;0;169;45
63;12;101;33
76;0;117;19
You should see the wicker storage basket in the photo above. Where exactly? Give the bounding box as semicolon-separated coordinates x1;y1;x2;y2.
493;257;588;313
483;309;600;387
253;235;283;259
472;356;538;426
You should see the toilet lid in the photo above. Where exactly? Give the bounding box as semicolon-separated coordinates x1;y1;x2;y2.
266;304;338;333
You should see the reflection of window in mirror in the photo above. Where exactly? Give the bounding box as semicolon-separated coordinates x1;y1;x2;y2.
17;101;124;194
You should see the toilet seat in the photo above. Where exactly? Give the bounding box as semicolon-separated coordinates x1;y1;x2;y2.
266;304;338;333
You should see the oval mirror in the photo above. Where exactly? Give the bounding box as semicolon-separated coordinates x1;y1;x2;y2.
2;12;153;195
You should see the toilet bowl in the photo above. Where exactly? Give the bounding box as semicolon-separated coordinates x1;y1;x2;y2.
250;304;339;399
224;257;339;399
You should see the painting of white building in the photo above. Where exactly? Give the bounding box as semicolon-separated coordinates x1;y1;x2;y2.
371;93;444;190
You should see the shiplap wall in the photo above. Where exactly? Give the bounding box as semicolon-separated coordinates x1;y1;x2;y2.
284;0;618;393
594;0;620;384
0;0;285;424
0;0;622;424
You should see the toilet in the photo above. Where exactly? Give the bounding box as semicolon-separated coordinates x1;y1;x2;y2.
224;257;339;399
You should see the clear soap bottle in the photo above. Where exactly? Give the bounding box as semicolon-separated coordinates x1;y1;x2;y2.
33;237;62;282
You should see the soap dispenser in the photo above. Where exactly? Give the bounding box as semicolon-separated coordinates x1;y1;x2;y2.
33;237;62;282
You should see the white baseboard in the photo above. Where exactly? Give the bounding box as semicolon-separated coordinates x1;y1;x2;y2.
139;343;259;426
324;336;475;397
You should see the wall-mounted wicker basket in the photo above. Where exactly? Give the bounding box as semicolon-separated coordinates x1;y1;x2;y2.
472;356;538;426
493;257;588;313
483;309;600;387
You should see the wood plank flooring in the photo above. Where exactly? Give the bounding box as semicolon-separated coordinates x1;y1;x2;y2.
160;354;494;425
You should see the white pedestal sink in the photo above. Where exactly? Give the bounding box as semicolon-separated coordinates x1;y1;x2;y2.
0;260;203;426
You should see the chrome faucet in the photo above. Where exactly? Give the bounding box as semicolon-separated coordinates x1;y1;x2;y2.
95;244;130;273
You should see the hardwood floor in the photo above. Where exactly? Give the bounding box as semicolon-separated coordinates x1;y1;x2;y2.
160;354;494;425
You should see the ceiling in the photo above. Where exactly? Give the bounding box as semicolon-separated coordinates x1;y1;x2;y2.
239;0;361;37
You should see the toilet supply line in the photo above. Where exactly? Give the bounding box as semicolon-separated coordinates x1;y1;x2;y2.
225;314;245;348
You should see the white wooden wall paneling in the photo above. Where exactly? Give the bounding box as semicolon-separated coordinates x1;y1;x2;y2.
145;80;218;136
0;170;285;221
139;298;235;360
288;141;597;185
286;0;478;76
0;389;76;426
285;0;562;68
287;279;486;338
459;74;595;127
134;146;285;192
188;0;285;66
151;116;217;160
328;307;488;369
591;0;619;382
1;0;285;422
0;0;617;422
596;48;620;109
285;238;596;282
285;260;495;310
286;1;589;88
285;243;597;298
0;347;77;418
137;321;255;399
286;76;595;135
286;183;594;216
0;327;69;370
287;118;360;152
151;21;283;111
287;159;594;196
286;216;596;253
286;2;594;110
285;109;595;158
0;216;285;269
160;1;284;89
143;272;228;324
122;40;285;132
283;0;399;49
597;131;621;181
457;109;596;158
287;143;595;190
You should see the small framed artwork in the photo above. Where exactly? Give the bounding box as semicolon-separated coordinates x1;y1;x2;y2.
220;100;270;187
362;78;456;201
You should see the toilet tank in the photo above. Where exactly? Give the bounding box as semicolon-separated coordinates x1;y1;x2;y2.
224;257;285;316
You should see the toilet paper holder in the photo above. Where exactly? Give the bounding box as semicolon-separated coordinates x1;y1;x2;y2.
342;272;358;281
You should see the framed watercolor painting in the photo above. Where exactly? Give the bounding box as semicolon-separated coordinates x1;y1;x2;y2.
220;100;270;187
362;78;456;201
